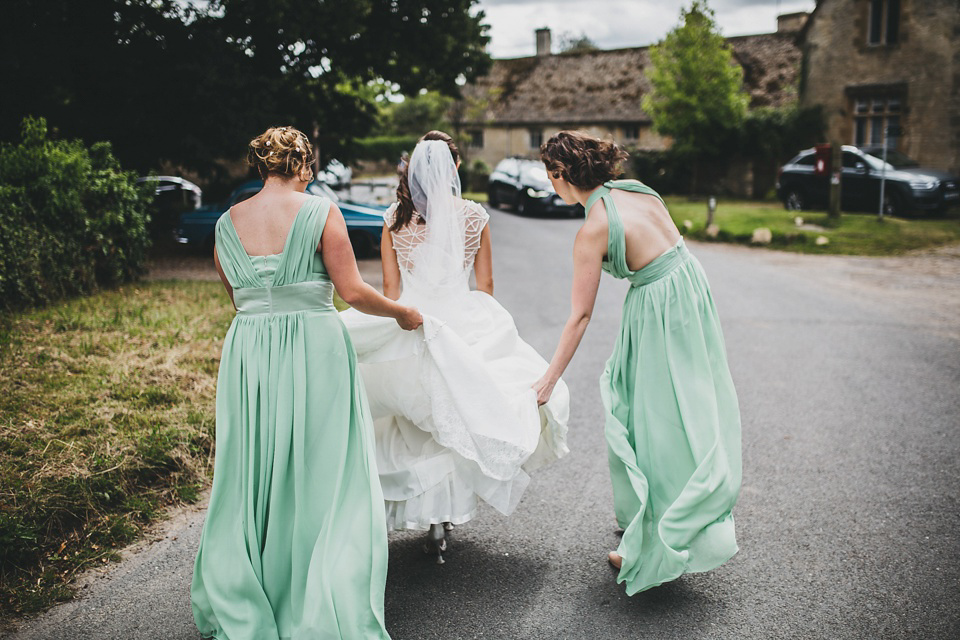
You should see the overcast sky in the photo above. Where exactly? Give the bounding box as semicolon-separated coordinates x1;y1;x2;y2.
474;0;817;58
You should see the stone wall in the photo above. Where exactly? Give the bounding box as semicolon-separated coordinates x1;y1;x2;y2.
461;124;669;170
801;0;960;173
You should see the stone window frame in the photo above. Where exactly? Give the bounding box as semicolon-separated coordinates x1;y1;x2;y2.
846;83;907;149
866;0;901;47
467;129;484;150
528;128;544;150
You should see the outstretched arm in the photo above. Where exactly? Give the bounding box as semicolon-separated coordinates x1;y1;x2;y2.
532;222;606;404
323;204;422;330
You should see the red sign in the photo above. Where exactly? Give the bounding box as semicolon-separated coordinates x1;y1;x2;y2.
814;143;831;177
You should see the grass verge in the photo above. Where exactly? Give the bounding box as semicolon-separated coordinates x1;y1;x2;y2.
665;197;960;255
462;191;489;204
0;281;234;618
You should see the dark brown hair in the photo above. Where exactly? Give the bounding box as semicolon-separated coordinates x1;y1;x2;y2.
539;130;629;190
393;130;460;232
247;126;316;182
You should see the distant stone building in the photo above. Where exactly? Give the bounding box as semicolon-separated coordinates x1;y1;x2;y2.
799;0;960;173
455;24;803;171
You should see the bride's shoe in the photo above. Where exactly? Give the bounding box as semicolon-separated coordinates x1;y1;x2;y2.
608;551;623;570
443;521;454;532
423;523;447;565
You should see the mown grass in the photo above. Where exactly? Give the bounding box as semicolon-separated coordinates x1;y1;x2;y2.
0;281;234;617
664;197;960;255
462;191;489;203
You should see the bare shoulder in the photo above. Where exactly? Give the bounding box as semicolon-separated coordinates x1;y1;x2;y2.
579;201;608;240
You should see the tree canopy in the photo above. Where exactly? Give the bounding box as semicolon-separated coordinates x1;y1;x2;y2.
0;0;491;177
642;0;748;158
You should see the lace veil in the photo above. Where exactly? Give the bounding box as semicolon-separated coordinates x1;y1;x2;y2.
406;139;465;291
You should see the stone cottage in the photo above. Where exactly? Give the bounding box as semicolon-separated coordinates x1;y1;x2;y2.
799;0;960;173
454;23;804;174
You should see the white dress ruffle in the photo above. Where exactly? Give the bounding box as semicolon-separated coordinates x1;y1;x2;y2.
341;201;569;531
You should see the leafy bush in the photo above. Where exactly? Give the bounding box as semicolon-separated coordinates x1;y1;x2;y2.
353;135;420;162
0;117;151;310
628;148;692;196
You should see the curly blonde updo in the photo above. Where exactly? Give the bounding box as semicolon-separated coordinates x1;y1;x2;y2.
247;126;315;182
540;130;629;190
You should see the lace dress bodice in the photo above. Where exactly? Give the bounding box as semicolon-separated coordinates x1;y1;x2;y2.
385;199;489;274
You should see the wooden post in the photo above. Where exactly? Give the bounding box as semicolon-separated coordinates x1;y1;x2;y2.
828;141;842;220
707;196;716;227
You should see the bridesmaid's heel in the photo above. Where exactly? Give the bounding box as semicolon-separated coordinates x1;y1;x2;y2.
423;523;447;565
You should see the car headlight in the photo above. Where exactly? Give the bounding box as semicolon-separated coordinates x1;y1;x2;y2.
526;188;551;198
909;179;939;191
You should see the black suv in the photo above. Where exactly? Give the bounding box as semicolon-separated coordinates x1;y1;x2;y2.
776;146;959;216
487;158;582;217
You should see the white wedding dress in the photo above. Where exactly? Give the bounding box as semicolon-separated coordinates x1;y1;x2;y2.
340;141;569;532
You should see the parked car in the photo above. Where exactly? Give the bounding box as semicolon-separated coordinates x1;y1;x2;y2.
136;175;203;237
776;145;960;217
487;158;582;217
174;180;386;256
317;159;352;189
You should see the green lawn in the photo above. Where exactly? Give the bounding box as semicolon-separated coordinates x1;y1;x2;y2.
0;282;234;617
664;197;960;255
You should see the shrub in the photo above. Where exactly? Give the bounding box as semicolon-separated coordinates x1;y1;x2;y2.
629;148;692;196
353;135;420;162
0;117;151;310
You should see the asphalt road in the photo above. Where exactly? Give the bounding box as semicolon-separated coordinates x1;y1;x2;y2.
7;205;960;639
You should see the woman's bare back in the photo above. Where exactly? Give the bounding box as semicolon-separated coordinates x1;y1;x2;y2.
227;189;313;257
605;189;681;271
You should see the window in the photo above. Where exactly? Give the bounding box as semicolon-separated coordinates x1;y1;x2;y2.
868;0;900;45
853;96;902;147
623;124;640;141
529;128;543;149
467;129;484;149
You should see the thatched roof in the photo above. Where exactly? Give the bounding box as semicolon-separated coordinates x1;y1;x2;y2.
458;32;801;126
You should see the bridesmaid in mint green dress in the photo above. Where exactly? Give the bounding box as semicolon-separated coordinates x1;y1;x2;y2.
191;126;421;638
534;131;741;595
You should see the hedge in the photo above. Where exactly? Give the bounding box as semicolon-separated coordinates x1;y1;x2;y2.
0;117;152;310
353;135;420;162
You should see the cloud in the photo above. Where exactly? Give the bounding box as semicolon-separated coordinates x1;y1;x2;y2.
475;0;816;58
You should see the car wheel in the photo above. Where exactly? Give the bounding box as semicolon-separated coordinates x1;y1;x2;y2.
784;188;805;212
882;191;905;217
516;193;526;215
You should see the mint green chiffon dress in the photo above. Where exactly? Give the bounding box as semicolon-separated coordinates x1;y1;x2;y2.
587;180;742;595
191;196;391;639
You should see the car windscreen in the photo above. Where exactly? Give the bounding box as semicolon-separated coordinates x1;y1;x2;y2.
869;149;919;169
308;181;341;202
861;153;894;172
521;165;549;184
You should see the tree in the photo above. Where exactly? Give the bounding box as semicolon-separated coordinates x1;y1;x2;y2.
558;32;599;54
642;1;748;160
0;0;491;177
376;91;455;137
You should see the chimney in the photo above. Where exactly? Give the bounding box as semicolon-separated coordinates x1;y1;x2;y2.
777;12;809;33
536;27;552;56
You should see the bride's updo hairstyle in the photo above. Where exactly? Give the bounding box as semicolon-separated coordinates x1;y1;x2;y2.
247;126;316;182
540;130;629;190
393;130;460;232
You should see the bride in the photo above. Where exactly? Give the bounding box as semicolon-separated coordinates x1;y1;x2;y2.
341;131;569;562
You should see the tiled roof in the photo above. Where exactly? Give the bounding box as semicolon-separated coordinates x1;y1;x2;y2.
457;32;801;126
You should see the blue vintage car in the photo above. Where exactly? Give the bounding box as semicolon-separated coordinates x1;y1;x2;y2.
174;180;386;256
